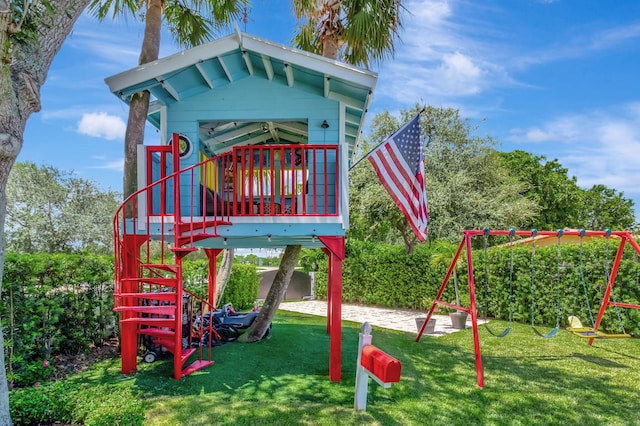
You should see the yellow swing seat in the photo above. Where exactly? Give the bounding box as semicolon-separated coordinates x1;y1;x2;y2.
566;316;631;339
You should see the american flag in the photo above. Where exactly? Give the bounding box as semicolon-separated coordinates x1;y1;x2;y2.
366;114;428;241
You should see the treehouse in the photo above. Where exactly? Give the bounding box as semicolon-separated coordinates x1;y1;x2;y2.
106;28;377;381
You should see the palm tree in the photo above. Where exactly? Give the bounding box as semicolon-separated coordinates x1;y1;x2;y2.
89;0;246;322
89;0;247;201
293;0;404;65
239;0;406;342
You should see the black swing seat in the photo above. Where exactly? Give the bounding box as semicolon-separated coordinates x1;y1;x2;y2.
566;316;630;339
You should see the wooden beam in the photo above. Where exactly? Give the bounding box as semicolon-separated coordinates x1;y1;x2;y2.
195;62;215;89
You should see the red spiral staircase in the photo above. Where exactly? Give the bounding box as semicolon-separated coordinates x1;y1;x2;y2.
113;134;339;379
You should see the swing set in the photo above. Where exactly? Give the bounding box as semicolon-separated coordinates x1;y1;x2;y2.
416;229;640;388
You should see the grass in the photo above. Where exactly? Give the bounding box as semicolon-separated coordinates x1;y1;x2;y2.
69;311;640;426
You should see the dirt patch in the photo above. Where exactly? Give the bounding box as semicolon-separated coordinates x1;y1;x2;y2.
51;337;120;380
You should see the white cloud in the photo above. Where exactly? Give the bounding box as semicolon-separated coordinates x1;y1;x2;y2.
77;112;126;140
70;14;181;74
589;23;640;51
376;0;517;109
92;158;124;171
438;52;483;93
509;116;587;143
507;104;640;201
376;0;640;114
522;128;557;142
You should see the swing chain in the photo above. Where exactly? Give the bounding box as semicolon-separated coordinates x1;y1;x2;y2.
481;228;513;337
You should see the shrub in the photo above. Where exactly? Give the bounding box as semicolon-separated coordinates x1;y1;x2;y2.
9;381;74;425
2;252;116;388
71;384;145;426
182;259;261;310
313;238;640;335
219;264;260;309
9;381;145;426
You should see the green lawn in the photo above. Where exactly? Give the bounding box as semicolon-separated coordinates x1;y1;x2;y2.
72;311;640;425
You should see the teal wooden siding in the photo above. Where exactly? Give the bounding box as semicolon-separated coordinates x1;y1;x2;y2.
163;76;343;218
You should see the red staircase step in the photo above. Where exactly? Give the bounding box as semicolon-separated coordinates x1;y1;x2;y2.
140;263;179;273
115;292;177;302
139;328;175;339
176;234;218;247
181;348;196;362
170;247;199;261
114;305;176;316
152;340;196;365
153;338;177;352
120;317;176;328
121;277;178;286
181;360;214;377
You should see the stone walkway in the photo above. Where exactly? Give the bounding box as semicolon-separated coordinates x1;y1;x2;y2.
278;300;485;336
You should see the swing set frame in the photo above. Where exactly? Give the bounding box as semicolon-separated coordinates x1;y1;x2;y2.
416;229;640;389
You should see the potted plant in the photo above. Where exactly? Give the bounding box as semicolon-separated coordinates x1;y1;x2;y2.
448;266;468;329
431;242;468;329
415;317;437;334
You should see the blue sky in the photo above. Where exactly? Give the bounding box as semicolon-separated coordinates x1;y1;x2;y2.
19;0;640;220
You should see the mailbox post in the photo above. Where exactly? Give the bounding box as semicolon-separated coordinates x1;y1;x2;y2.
354;322;402;411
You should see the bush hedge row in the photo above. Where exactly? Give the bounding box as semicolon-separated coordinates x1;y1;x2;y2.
9;381;144;425
1;252;116;388
181;259;260;310
313;239;640;335
2;253;260;389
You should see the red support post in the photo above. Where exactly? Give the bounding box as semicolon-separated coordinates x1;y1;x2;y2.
119;234;148;375
319;236;345;382
322;247;332;334
464;231;484;389
204;248;223;308
416;237;467;341
589;234;627;346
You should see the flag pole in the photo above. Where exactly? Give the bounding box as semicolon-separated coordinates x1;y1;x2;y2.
349;109;425;171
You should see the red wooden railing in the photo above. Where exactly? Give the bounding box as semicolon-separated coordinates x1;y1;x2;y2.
114;139;341;293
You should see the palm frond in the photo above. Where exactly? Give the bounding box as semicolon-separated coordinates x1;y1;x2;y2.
163;0;246;48
293;20;322;55
88;0;141;21
342;0;403;68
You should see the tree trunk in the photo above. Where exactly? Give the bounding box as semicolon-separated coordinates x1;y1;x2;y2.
0;1;90;422
322;35;340;60
238;244;301;343
122;91;149;204
215;249;234;305
122;0;163;200
238;0;343;346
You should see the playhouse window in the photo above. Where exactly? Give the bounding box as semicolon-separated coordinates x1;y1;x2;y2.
241;168;306;197
282;168;306;196
242;170;273;196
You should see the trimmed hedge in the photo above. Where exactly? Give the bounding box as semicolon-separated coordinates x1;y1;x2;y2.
9;381;144;426
313;239;640;335
1;253;116;388
2;252;261;388
182;259;260;310
216;264;260;310
314;241;451;310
